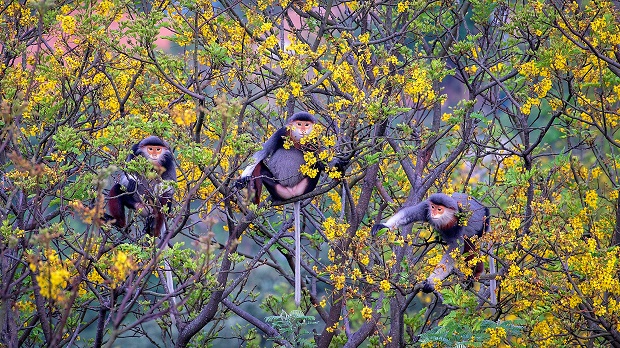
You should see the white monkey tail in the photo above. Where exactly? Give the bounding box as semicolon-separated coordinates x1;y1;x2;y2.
294;201;301;306
162;225;177;326
488;246;497;309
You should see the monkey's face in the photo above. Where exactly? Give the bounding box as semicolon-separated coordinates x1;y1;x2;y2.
143;145;166;161
289;120;314;142
429;203;456;229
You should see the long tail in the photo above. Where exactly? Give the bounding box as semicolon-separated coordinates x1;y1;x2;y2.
488;246;497;309
294;201;301;306
162;224;177;326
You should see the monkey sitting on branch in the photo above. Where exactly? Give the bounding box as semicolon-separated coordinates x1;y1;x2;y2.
237;111;345;306
372;192;491;293
104;135;176;238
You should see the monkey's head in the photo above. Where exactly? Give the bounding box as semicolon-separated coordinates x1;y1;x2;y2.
428;193;458;230
134;136;172;164
286;112;317;143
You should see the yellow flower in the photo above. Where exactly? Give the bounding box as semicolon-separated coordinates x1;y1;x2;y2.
464;65;478;74
56;15;77;35
275;88;289;107
508;218;521;230
290;81;303;97
359;32;370;44
486;327;506;345
379;279;390;292
585;190;598;209
332;273;346;290
361;306;373;320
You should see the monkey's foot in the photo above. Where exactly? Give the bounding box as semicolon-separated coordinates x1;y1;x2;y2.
371;224;388;236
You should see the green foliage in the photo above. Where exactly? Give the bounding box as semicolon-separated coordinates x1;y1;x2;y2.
419;286;523;347
265;310;317;347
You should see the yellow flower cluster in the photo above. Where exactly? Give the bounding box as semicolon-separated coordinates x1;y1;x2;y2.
517;60;553;115
274;88;289;107
322;217;350;241
508;218;521;230
361;306;373;320
290;81;303;97
110;251;137;288
402;63;437;106
5;2;36;27
584;189;598;209
30;249;72;302
379;279;390;292
170;101;197;127
56;14;77;35
531;317;565;348
485;327;506;346
97;0;116;16
327;191;342;214
299;152;319;178
331;273;346;290
302;0;318;12
590;13;620;46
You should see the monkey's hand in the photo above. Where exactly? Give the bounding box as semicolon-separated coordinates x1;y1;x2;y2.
329;157;349;173
421;280;436;293
234;176;251;189
371;223;389;236
144;216;155;236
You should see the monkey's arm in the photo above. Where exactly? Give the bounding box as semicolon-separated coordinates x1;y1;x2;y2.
240;128;286;178
371;201;429;235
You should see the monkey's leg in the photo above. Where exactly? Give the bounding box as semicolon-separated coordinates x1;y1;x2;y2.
423;243;458;293
464;237;484;279
145;197;170;237
106;184;127;227
294;201;302;306
251;163;263;204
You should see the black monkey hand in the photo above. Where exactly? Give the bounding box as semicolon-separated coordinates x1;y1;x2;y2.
144;215;155;236
234;176;251;189
329;157;349;173
421;280;436;293
371;223;389;236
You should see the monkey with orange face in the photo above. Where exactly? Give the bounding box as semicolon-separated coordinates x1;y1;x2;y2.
238;112;322;204
105;136;176;237
372;193;491;293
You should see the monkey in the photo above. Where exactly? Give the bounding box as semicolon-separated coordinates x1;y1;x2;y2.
238;111;322;204
237;111;326;306
104;135;176;238
371;192;490;293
